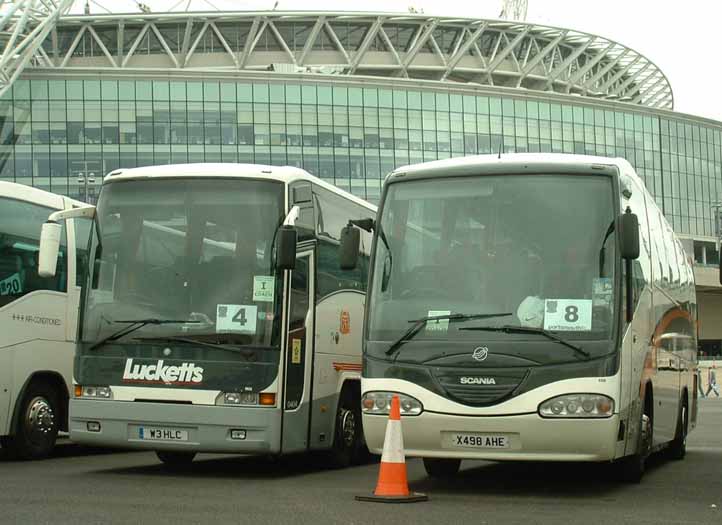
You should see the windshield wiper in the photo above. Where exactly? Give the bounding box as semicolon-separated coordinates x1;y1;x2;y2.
133;336;261;357
385;312;512;359
459;324;591;360
598;220;615;277
87;319;199;352
377;224;393;291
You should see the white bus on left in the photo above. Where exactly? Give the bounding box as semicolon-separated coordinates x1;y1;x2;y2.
0;182;89;459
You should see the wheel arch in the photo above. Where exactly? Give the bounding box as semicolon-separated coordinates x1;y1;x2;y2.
9;371;69;435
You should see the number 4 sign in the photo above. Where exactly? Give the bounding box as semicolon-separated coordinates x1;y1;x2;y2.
543;299;592;332
216;304;257;333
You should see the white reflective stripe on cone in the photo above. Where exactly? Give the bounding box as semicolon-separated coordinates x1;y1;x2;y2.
380;419;405;464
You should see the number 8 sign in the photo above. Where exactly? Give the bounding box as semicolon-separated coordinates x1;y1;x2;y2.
543;299;593;331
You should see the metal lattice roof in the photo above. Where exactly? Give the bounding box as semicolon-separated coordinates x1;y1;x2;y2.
12;10;673;109
0;0;74;98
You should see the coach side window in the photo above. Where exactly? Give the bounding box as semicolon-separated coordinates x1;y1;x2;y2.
0;197;68;307
313;186;371;300
73;217;91;288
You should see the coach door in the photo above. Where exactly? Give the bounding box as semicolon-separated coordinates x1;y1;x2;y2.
281;249;315;453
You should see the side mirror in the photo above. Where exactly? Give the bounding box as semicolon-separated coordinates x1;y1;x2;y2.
619;210;640;260
38;221;62;278
277;225;297;271
352;218;375;232
340;225;360;270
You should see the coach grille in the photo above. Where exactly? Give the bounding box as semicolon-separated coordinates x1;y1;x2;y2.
433;368;529;406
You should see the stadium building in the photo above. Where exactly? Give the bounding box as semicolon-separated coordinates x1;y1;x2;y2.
1;9;722;353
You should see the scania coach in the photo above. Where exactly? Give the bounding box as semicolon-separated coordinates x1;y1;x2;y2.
341;153;697;482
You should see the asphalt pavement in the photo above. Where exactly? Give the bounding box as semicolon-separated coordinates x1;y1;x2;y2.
1;400;720;525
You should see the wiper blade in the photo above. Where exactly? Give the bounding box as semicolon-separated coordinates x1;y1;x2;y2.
385;312;512;358
459;324;591;360
87;318;199;352
377;224;393;291
598;220;615;277
133;336;257;356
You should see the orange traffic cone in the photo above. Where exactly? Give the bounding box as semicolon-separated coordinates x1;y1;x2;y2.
356;395;428;503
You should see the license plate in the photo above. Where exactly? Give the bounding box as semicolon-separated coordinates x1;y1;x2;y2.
138;427;188;442
445;432;511;449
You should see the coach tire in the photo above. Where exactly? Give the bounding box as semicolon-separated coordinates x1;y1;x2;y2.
329;390;360;469
423;458;461;478
156;450;196;468
3;383;59;460
618;411;652;483
668;399;688;460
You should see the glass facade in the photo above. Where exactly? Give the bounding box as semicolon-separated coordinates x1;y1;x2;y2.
2;76;721;238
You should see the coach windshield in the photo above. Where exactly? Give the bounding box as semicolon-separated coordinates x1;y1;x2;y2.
79;178;285;354
366;174;619;364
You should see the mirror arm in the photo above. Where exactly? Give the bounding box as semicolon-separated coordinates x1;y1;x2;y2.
48;205;96;223
283;205;300;227
349;218;375;232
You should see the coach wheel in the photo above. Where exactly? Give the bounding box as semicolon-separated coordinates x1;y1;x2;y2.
329;392;360;468
668;400;688;460
617;411;652;483
2;383;59;460
156;450;196;468
423;458;461;478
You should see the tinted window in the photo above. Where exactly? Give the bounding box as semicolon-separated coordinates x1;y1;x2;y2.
313;186;372;300
73;217;92;288
0;197;67;307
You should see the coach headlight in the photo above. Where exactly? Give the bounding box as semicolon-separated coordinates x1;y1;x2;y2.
216;392;259;406
361;392;423;416
539;394;614;418
75;385;112;399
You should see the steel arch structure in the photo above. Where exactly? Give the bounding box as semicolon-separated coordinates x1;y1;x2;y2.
0;0;74;98
24;10;673;109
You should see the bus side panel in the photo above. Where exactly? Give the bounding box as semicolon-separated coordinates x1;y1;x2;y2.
621;174;655;458
689;264;699;431
308;291;364;450
620;286;654;459
0;292;74;435
0;345;11;434
649;212;686;445
676;239;697;431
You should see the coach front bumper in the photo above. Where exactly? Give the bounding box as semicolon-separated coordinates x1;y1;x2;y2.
363;410;620;462
70;398;281;454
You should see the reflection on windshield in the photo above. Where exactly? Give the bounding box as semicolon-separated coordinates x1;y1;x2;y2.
368;174;617;351
81;178;284;351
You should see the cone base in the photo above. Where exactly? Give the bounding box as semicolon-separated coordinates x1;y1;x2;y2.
355;492;428;504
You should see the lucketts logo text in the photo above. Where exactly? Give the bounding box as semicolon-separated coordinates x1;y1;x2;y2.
122;359;204;384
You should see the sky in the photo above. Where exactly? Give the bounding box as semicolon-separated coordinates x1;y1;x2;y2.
72;0;722;122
